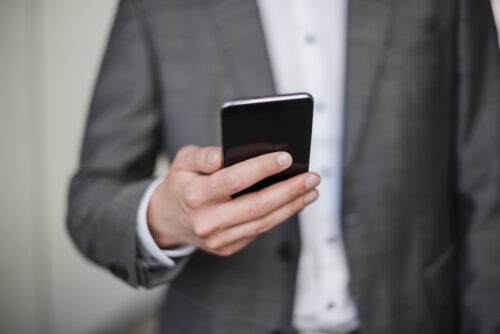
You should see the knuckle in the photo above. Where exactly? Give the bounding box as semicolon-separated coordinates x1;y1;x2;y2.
192;219;214;237
289;197;305;214
183;187;204;209
223;170;242;192
205;237;223;250
173;150;184;163
217;248;235;257
176;145;193;161
248;199;267;218
290;180;305;199
262;157;279;175
211;206;228;227
196;148;208;168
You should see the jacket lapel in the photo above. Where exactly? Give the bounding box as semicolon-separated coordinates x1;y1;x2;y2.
341;0;398;325
343;0;397;175
204;0;276;98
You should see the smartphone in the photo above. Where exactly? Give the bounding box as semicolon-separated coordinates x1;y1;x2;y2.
221;92;313;197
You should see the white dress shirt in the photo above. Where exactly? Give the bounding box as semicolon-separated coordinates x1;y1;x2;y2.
257;1;359;332
137;1;359;332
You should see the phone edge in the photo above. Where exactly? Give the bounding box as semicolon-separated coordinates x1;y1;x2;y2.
220;92;312;111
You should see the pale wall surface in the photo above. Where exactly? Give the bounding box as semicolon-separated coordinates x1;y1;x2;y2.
0;1;163;334
0;2;37;333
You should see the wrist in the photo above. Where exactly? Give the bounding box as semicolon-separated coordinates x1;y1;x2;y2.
147;186;182;249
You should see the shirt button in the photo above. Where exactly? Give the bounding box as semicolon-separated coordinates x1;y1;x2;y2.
277;242;294;262
320;168;331;178
304;34;315;44
315;101;325;112
327;235;339;244
326;301;335;310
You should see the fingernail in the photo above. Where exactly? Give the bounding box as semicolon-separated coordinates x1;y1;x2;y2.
277;153;292;167
305;175;320;189
304;191;318;204
208;149;220;165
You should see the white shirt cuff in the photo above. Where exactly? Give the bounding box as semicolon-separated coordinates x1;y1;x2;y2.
136;176;196;267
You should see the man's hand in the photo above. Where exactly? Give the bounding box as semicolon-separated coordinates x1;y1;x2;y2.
147;145;320;256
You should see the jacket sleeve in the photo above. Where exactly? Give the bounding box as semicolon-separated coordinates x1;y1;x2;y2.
455;1;500;332
67;0;186;288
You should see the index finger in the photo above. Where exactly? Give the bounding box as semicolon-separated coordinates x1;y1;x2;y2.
196;151;293;201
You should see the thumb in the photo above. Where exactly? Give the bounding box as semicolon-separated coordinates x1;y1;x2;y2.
173;145;222;174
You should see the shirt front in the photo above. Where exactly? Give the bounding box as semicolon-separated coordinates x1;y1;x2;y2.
258;0;359;331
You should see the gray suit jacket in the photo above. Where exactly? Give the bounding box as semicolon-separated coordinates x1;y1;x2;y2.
67;0;500;333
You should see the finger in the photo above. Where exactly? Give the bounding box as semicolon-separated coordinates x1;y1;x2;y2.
196;151;293;201
214;236;255;256
172;145;222;174
200;235;255;256
215;172;320;229
209;189;319;247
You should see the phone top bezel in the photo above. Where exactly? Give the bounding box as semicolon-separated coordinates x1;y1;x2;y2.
220;92;313;112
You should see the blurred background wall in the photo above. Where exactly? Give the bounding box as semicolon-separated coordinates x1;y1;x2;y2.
0;1;164;334
0;1;499;334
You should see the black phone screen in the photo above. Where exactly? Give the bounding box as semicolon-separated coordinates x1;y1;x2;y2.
221;93;313;197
